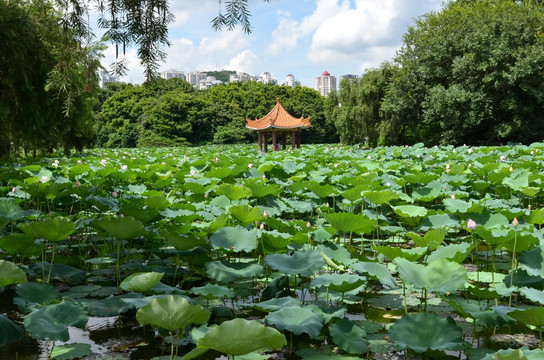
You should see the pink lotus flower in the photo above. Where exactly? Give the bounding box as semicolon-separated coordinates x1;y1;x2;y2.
76;181;81;187
112;191;118;198
11;187;16;193
100;159;107;166
121;165;128;170
500;156;505;161
77;160;82;164
451;194;456;199
248;163;253;169
39;176;49;183
467;219;477;230
306;221;311;228
120;213;124;218
468;148;473;154
262;174;266;180
263;210;268;218
513;217;519;227
190;169;196;177
326;202;329;207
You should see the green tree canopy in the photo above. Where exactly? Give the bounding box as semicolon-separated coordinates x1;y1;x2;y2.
382;0;544;146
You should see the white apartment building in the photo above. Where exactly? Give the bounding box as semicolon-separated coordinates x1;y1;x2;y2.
98;70;116;89
316;71;337;97
260;72;277;85
280;74;301;87
186;71;207;88
160;69;185;80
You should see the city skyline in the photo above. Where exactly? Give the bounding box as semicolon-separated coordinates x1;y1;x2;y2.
98;0;444;87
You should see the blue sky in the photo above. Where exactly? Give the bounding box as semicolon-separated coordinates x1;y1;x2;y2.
100;0;445;88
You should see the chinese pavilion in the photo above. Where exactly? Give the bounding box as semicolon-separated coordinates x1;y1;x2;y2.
245;98;311;152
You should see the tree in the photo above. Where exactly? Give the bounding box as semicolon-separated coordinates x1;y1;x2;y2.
0;0;102;158
382;0;544;146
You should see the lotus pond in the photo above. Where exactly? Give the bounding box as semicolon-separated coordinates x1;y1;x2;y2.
2;143;544;360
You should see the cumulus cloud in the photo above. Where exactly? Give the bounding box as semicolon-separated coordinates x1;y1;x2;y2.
225;50;259;73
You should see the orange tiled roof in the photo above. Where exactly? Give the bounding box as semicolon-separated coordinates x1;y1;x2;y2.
246;98;311;130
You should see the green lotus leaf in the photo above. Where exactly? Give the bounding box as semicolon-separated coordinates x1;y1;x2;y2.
160;208;195;219
329;318;368;354
240;296;302;313
50;343;92;360
519;287;544;306
190;283;235;299
443;198;472;214
508;307;544;328
159;229;207;250
283;199;313;213
24;301;88;342
363;189;399;205
120;203;160;223
322;212;375;234
392;205;427;218
0;200;24;223
205;260;264;283
197;318;287;356
481;347;544;360
519;246;544;278
418;214;460;231
210;226;257;253
412;186;441;202
504;268;544;289
0;260;27;287
216;183;252;201
444;296;514;328
87;293;142;316
503;171;529;191
136;295;210;332
471;213;509;228
0;313;25;346
265;249;325;277
205;167;232;179
0;233;42;257
261;230;292;251
525;209;544;225
427;241;476;263
25;216;75;242
341;185;369;202
120;272;164;293
94;216;144;240
349;261;397;288
144;195;169;210
373;246;427;262
28;262;86;284
296;348;362;359
474;226;510;247
311;273;366;293
318;242;355;266
406;227;447;250
229;205;264;225
244;180;282;198
395;258;467;294
208;213;229;233
266;307;324;338
14;282;61;313
308;182;336;198
466;285;505;300
388;312;464;353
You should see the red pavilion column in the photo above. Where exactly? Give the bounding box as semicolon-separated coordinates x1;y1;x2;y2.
263;134;268;153
297;131;301;148
258;132;262;152
282;133;286;150
291;131;296;149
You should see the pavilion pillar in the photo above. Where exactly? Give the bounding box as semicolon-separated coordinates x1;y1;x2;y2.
258;132;262;152
291;131;296;149
272;129;277;152
297;131;301;148
282;133;286;150
263;134;268;153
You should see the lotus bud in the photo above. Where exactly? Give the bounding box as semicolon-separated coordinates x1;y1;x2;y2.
467;219;477;230
306;221;311;228
76;181;81;187
509;166;514;172
260;222;265;230
263;210;268;218
112;191;118;198
204;192;208;198
386;182;391;187
248;163;253;169
120;213;124;218
451;194;455;199
500;156;505;161
513;217;519;227
326;202;329;207
12;187;16;192
262;174;266;180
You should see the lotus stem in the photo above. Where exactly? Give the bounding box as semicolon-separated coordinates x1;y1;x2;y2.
47;244;56;284
170;332;174;360
540;328;543;350
403;283;407;314
509;230;518;307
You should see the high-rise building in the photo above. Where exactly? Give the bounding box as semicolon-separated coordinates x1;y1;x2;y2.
316;71;337;97
261;72;277;85
98;70;116;89
186;71;207;88
339;74;359;83
160;69;185;80
281;74;301;87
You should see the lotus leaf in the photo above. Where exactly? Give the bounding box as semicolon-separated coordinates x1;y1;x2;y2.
444;296;514;328
0;313;25;346
322;212;375;234
50;343;92;360
244;180;281;198
216;183;252;201
443;198;472;214
94;216;144;240
229;205;264;225
0;260;27;287
87;293;141;316
159;229;207;250
265;249;325;277
0;200;24;223
520;287;544;306
427;242;476;263
418;214;459;231
25;216;75;242
136;295;210;332
14;282;61;313
329;318;368;354
373;246;427;262
266;307;324;338
508;307;544;328
210;226;257;253
388;312;465;353
261;230;292;251
406;227;447;250
120;272;164;292
241;296;302;312
283;199;313;213
412;186;441;202
190;283;235;299
24;301;88;342
395;258;467;294
0;233;42;257
349;261;397;288
519;246;544;278
296;348;362;359
311;273;366;293
205;260;264;283
197;318;287;356
392;205;427;218
308;182;336;198
481;347;544;360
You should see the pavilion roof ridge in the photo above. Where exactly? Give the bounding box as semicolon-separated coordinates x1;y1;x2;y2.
245;97;311;130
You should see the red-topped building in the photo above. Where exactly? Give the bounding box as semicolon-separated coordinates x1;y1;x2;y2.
246;98;311;152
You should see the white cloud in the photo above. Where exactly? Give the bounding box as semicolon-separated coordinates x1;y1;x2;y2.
225;50;259;73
